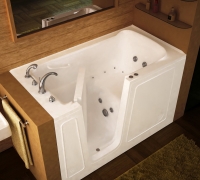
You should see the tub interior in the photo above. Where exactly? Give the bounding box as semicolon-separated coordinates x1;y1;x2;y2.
31;30;166;105
22;29;167;160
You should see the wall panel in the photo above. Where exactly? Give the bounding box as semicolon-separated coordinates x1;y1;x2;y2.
132;0;200;120
0;1;134;74
133;0;197;53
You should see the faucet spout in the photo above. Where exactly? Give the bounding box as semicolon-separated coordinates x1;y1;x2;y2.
38;72;58;94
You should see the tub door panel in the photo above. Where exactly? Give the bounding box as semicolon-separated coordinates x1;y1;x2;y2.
54;105;88;180
62;118;85;178
127;68;175;142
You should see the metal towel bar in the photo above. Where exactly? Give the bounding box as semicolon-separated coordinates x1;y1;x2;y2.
0;95;7;100
0;95;29;128
19;120;29;128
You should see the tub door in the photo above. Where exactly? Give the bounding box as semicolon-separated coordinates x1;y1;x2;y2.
74;67;87;131
54;67;89;180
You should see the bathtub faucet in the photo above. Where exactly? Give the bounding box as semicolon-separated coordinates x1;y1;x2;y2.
38;72;58;94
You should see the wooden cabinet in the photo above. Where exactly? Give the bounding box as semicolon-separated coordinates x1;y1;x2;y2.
0;72;61;180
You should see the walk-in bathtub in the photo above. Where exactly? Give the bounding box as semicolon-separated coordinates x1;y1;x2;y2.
10;25;186;180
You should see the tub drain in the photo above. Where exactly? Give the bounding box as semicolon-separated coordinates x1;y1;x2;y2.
102;109;109;117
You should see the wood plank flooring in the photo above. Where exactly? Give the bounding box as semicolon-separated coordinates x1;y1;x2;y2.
0;105;200;180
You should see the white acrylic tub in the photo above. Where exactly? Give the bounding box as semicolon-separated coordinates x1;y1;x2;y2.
10;25;186;180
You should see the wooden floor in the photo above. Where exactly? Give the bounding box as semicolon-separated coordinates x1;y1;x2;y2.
0;106;200;180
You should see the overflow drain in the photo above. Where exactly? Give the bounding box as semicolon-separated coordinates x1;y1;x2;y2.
96;148;100;152
102;109;109;117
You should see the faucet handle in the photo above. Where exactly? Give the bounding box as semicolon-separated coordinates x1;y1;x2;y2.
32;80;37;86
31;76;38;86
25;64;38;78
49;96;55;103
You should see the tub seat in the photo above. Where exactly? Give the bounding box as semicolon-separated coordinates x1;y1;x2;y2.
91;71;125;100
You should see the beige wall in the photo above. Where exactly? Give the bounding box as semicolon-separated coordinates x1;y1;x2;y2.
0;0;199;120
